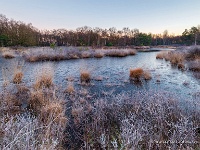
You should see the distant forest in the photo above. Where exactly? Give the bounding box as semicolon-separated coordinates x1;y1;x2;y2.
0;14;200;47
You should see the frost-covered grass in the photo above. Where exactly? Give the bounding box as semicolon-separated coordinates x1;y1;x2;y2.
0;51;199;149
0;64;67;150
156;46;200;77
65;91;200;149
23;47;137;62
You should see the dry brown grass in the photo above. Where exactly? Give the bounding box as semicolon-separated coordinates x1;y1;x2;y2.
156;51;168;59
106;50;128;57
2;51;15;59
13;72;23;84
41;102;66;124
80;70;91;82
65;83;75;94
130;68;144;79
129;49;136;55
29;89;46;112
34;74;53;89
169;52;185;65
94;52;104;58
81;52;91;58
34;64;54;89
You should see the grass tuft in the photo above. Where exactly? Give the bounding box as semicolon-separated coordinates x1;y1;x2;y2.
13;72;23;84
34;64;54;89
2;51;15;59
65;83;75;94
80;70;91;83
130;68;144;80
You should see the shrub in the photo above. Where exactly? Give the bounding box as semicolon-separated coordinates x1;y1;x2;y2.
34;73;53;89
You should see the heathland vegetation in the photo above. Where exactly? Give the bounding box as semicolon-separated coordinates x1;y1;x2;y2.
0;14;200;150
0;63;200;149
0;14;200;47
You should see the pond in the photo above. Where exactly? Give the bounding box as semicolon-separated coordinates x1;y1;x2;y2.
0;50;199;101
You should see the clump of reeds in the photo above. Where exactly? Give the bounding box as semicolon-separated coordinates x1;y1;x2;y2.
129;68;144;80
156;51;185;65
169;52;185;65
13;65;23;84
29;89;46;112
2;51;15;59
130;68;152;81
13;72;23;84
65;83;75;94
80;70;91;83
156;51;168;59
34;64;54;89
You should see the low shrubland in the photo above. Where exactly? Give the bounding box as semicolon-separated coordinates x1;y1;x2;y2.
65;90;200;149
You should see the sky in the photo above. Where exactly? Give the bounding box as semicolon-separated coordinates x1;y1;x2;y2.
0;0;200;35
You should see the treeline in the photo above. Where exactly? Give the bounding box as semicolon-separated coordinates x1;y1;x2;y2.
0;14;200;47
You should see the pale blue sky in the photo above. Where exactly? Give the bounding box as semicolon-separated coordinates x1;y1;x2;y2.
0;0;200;35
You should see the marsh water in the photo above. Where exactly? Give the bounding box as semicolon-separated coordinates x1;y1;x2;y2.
0;50;200;102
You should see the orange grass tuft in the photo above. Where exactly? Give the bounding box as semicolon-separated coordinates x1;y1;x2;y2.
129;68;144;79
80;71;91;82
13;72;23;84
2;51;15;59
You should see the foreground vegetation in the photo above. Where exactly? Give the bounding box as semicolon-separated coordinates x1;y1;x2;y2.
0;62;199;149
